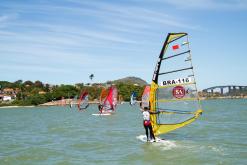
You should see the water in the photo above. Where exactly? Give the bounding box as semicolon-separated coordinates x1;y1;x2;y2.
0;99;247;165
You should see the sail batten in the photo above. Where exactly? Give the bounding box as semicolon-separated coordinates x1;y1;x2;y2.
158;67;193;75
150;33;203;136
162;50;190;60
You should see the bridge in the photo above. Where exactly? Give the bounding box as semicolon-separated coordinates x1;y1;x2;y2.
202;85;247;95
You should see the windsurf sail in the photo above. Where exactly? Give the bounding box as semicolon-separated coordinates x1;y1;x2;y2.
141;86;150;109
100;87;108;105
130;91;137;105
77;91;89;110
101;86;118;113
150;33;203;136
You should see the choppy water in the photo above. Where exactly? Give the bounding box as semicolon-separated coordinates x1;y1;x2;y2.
0;99;247;165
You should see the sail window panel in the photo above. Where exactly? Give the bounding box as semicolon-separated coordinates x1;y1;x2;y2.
162;50;190;60
159;54;191;75
103;100;112;110
156;85;200;112
165;37;189;59
156;99;199;112
112;87;118;106
157;112;195;124
155;98;199;125
79;94;89;109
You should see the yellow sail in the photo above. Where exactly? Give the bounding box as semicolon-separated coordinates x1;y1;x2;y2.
150;33;203;136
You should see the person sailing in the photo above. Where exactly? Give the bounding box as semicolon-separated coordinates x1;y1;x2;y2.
140;105;159;142
98;104;103;113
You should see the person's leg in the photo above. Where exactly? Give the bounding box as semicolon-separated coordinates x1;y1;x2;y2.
144;125;149;141
149;125;155;141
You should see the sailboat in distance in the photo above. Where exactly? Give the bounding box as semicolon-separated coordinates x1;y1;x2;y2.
93;86;118;116
141;86;150;109
130;92;137;105
150;33;203;136
77;90;89;111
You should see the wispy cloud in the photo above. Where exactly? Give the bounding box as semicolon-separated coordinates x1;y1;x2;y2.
158;0;247;10
0;30;15;35
0;15;9;22
66;0;199;30
0;0;199;49
3;0;245;87
0;14;18;28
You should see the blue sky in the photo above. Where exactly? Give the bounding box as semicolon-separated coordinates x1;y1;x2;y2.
0;0;246;90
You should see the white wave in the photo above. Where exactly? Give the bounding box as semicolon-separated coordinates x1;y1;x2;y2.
136;135;177;150
208;145;225;156
92;113;111;116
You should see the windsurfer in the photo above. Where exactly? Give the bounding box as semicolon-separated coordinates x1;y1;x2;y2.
140;106;159;142
98;104;103;113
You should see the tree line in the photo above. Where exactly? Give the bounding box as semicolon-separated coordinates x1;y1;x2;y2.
0;80;146;106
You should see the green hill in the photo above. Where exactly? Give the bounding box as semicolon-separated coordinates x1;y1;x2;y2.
109;76;148;86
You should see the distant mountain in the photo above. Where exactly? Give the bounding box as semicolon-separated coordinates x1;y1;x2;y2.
109;76;148;86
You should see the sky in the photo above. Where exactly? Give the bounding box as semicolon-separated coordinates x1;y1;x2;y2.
0;0;246;90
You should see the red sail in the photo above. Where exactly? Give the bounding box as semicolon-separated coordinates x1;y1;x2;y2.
141;86;150;109
102;86;118;112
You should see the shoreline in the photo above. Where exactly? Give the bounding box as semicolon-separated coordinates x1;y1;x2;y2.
1;97;246;108
200;96;247;100
0;105;35;109
39;99;100;106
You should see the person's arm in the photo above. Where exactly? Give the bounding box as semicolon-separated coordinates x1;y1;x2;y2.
149;110;160;114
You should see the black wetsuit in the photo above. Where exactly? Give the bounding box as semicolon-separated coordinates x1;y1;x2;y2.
143;120;155;141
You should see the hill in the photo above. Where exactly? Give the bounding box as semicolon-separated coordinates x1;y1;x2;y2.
109;76;148;86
